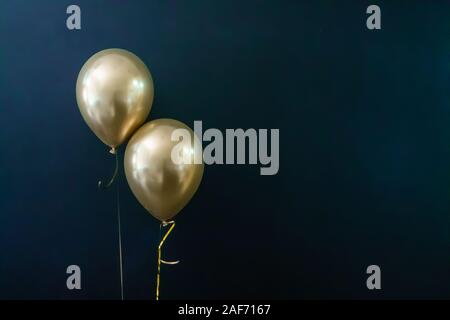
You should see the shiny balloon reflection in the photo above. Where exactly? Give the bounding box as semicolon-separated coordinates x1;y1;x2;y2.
76;48;154;150
124;119;204;222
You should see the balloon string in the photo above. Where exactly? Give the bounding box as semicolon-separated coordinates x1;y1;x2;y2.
98;149;124;299
98;148;123;300
116;178;124;300
156;221;179;300
98;149;118;189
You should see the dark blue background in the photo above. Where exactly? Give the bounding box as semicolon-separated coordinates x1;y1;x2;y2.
1;0;450;299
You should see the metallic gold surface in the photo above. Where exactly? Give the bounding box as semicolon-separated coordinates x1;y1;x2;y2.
124;119;204;222
76;48;154;149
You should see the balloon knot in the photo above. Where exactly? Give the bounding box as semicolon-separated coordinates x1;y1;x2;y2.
162;220;174;227
109;147;116;154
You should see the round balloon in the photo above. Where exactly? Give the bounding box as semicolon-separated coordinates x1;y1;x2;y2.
76;48;154;152
124;119;204;222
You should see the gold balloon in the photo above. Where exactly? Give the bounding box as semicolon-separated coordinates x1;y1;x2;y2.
76;48;154;151
124;119;204;222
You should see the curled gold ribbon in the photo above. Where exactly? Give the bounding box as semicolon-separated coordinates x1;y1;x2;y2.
156;220;179;300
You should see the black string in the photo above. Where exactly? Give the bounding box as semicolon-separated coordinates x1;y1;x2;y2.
116;171;124;300
98;151;118;189
97;149;124;300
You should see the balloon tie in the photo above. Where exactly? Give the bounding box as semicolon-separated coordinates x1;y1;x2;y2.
156;220;179;300
98;149;118;189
